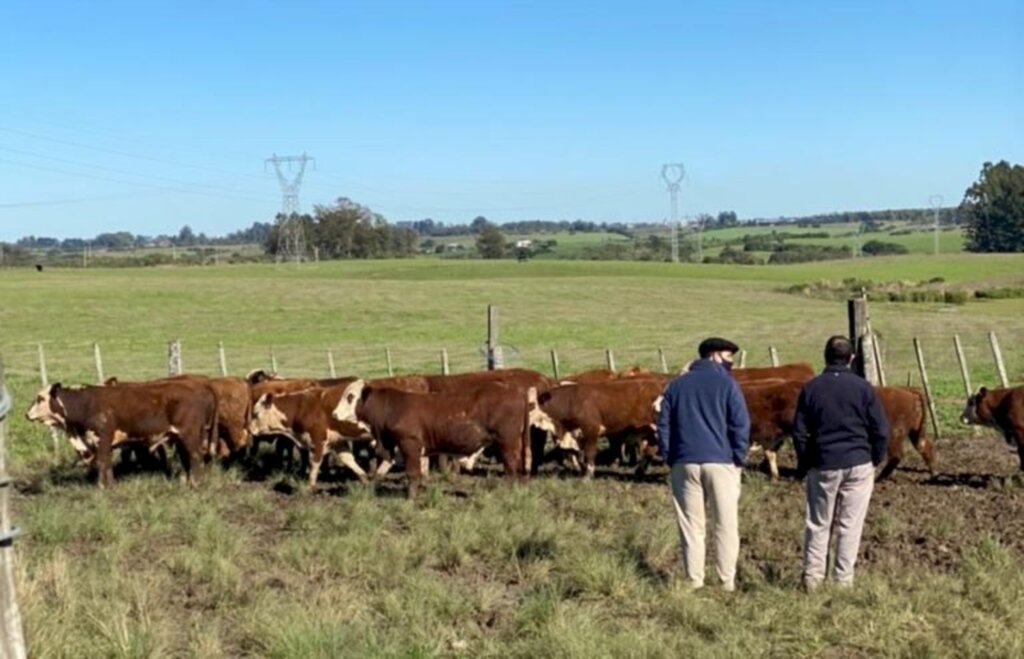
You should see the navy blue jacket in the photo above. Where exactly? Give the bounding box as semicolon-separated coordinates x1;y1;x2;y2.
792;364;890;471
656;360;751;467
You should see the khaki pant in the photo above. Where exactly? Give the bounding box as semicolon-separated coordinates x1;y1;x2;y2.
670;462;742;590
802;462;875;587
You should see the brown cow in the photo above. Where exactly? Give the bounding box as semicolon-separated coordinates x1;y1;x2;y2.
538;378;668;478
732;362;815;384
250;384;375;487
26;381;217;488
106;375;252;458
962;386;1024;471
877;386;935;478
332;380;551;497
559;366;653;385
422;368;551;395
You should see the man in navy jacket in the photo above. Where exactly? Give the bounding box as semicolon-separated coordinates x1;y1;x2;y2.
657;337;750;591
793;335;890;590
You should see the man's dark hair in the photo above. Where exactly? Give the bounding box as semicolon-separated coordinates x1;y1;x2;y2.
824;335;854;366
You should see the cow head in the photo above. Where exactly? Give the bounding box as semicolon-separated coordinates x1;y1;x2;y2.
249;393;290;436
332;380;367;427
961;387;992;426
526;387;557;435
26;383;66;428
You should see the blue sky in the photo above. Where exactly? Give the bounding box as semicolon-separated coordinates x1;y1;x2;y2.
0;0;1021;240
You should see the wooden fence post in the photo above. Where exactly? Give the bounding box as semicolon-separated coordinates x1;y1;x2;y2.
385;348;394;377
953;335;973;397
870;332;886;386
768;346;779;367
0;357;28;659
441;349;450;375
327;350;337;378
269;347;278;375
658;347;669;374
168;340;182;376
605;349;616;373
93;342;105;383
848;296;868;377
913;338;942;440
738;349;747;369
218;342;228;376
486;305;503;370
988;331;1010;388
37;345;60;461
550;349;560;380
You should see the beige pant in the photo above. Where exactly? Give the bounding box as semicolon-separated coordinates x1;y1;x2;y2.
670;462;742;590
802;462;875;587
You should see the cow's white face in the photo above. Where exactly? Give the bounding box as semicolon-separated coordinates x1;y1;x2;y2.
652;395;664;415
250;394;290;436
332;380;365;425
26;386;64;427
526;387;557;435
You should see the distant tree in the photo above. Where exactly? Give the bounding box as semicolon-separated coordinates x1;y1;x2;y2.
470;216;490;234
716;211;738;228
175;225;196;246
476;223;506;259
963;161;1024;252
861;240;909;256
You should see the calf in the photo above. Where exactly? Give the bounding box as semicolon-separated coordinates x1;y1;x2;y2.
962;386;1024;471
876;386;935;478
332;381;549;497
26;381;217;488
559;366;653;385
732;362;815;384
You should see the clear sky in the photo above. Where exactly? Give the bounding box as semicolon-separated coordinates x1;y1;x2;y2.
1;0;1021;240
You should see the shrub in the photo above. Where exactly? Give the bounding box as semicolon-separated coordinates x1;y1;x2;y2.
861;240;909;256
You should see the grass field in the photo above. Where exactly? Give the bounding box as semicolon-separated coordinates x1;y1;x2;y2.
2;254;1023;656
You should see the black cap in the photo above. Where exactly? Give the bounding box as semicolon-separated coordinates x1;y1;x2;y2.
698;337;740;358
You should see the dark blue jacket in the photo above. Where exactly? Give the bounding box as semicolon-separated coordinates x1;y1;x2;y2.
792;364;890;471
656;360;751;466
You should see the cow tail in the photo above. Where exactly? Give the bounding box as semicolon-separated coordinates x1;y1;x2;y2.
522;387;536;477
207;393;221;460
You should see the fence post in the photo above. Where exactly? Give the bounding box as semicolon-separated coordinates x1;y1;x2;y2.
658;347;669;374
738;349;747;369
486;305;503;370
550;349;560;380
860;332;880;386
218;342;228;376
269;347;278;375
327;350;337;378
848;295;869;377
0;356;29;659
953;335;973;397
913;338;942;440
441;349;450;375
168;340;182;376
385;348;394;377
93;342;105;383
870;332;886;386
988;331;1010;388
768;346;779;367
605;349;616;373
37;345;60;461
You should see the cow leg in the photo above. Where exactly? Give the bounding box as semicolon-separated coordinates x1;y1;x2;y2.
877;456;900;481
765;449;779;481
913;436;937;476
308;439;326;490
1017;442;1024;472
530;428;548;476
183;436;205;487
436;454;453;476
400;442;424;499
336;449;369;483
581;435;599;480
95;434;115;489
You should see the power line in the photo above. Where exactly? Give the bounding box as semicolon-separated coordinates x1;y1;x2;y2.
266;153;314;263
661;163;684;263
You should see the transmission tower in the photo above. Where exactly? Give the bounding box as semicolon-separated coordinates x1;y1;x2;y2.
661;163;685;263
266;153;315;262
928;194;943;256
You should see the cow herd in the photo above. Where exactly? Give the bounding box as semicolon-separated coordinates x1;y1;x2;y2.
23;362;1024;496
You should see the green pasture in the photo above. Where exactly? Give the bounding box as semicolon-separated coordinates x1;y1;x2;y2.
1;254;1023;656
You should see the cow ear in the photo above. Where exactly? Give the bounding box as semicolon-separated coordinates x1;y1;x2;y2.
538;391;551;406
977;386;988;399
51;382;62;395
104;377;118;386
361;385;371;403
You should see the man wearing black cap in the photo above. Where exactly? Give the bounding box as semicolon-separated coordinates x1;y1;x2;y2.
656;337;750;592
793;335;890;590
